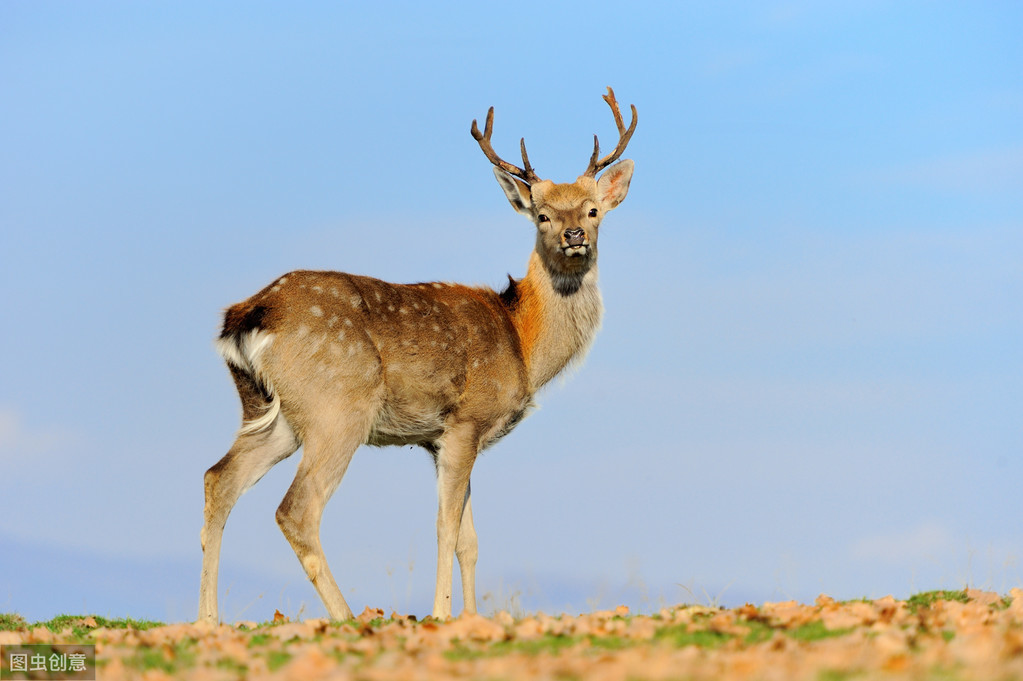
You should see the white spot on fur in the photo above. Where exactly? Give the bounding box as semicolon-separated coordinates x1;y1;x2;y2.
312;285;323;294
310;305;323;317
328;315;339;327
432;282;443;289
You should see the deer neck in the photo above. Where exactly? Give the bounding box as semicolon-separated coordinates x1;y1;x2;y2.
508;250;603;393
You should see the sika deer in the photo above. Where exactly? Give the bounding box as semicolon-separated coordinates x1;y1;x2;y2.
198;88;636;623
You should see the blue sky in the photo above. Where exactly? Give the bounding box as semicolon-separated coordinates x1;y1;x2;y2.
1;1;1020;622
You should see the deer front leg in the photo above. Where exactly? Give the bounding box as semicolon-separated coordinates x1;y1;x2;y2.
432;423;478;619
456;490;478;615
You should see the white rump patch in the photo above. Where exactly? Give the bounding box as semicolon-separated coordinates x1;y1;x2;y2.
216;329;274;373
215;329;280;435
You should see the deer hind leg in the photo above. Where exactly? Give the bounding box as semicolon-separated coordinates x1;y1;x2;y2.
432;422;480;619
275;412;374;621
198;414;299;624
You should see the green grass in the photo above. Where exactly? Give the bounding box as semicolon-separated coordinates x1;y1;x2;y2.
446;634;579;661
0;612;165;640
247;632;273;647
121;640;197;673
742;620;777;644
788;620;853;643
266;649;294;671
654;624;732;649
907;590;970;613
0;613;28;631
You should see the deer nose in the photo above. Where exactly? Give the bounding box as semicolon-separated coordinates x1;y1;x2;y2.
563;228;586;246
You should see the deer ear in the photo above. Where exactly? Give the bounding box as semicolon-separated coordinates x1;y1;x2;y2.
494;168;533;217
596;159;634;211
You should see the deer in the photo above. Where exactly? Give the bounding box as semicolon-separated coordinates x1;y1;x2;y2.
198;87;636;624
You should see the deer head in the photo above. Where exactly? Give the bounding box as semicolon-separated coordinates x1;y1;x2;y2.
472;88;636;293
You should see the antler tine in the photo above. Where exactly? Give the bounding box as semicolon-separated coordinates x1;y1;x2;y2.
519;138;537;181
582;87;638;178
471;107;541;184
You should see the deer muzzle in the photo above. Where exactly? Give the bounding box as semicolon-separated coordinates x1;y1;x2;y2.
562;228;589;256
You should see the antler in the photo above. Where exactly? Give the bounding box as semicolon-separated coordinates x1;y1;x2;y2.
471;107;541;185
582;87;638;178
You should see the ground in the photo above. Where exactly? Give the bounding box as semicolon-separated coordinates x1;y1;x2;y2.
2;589;1021;680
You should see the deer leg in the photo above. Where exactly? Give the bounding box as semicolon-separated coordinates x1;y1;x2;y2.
275;418;370;621
432;422;478;619
199;416;299;624
455;489;479;615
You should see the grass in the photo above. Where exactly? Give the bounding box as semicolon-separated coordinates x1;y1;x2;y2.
0;612;164;641
787;620;853;643
906;590;970;613
121;641;197;673
266;649;294;671
0;613;28;631
447;634;581;661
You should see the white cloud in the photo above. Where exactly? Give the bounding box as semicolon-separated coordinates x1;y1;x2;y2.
849;522;956;565
873;147;1023;195
0;409;18;451
0;407;72;473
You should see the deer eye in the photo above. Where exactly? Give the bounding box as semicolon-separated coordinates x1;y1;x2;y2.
588;208;598;218
537;214;549;223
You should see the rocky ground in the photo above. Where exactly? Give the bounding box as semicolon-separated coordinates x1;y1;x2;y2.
2;589;1021;680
